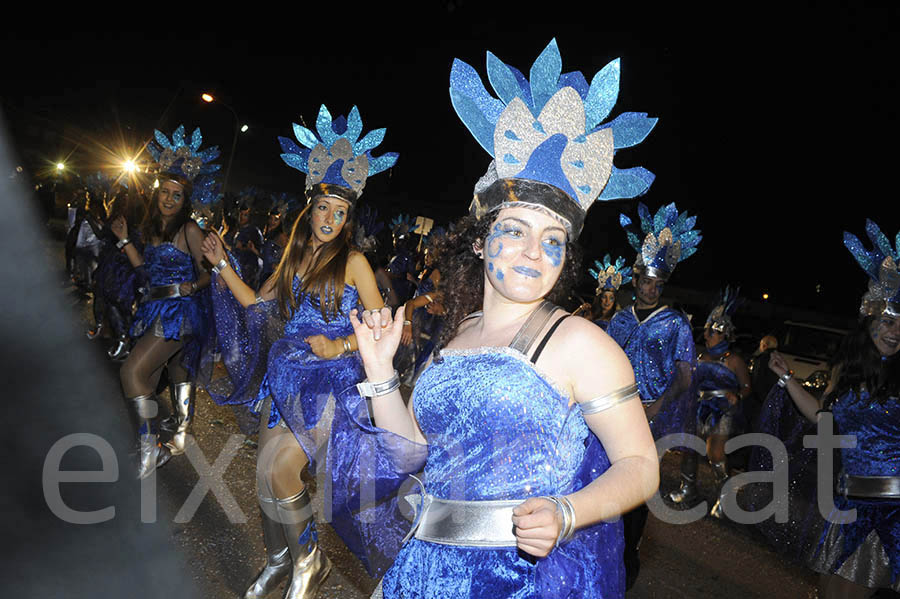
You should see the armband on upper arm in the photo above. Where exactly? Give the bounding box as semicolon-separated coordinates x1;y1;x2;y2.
578;383;639;415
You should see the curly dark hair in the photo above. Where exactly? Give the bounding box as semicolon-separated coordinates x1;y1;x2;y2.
824;314;900;407
431;212;582;353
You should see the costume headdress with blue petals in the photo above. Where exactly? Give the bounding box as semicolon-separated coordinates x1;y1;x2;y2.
706;286;742;340
279;105;398;205
844;219;900;317
589;254;632;294
620;202;701;281
390;213;419;240
451;38;657;236
147;125;222;209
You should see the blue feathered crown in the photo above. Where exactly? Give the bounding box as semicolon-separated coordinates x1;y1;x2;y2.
450;38;657;235
589;254;632;293
706;286;742;340
844;219;900;317
620;202;701;280
148;125;222;208
390;213;419;239
278;105;398;204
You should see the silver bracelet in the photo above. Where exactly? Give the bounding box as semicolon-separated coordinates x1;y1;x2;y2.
542;495;577;546
116;238;131;250
357;370;400;398
211;258;229;275
777;372;792;388
342;337;352;354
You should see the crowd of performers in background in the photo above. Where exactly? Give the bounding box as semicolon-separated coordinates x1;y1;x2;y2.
54;40;899;599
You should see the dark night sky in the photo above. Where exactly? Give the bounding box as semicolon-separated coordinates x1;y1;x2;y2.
2;5;898;321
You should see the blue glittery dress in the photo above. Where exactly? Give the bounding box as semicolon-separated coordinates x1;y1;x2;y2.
130;242;209;376
377;347;624;598
606;306;696;439
744;386;900;590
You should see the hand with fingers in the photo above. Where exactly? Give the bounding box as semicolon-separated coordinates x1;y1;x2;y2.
350;305;406;378
511;497;563;558
305;334;341;359
768;351;790;378
110;216;128;240
202;232;226;265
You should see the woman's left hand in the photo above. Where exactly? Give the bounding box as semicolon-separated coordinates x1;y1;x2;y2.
511;497;561;558
178;282;195;296
306;334;340;359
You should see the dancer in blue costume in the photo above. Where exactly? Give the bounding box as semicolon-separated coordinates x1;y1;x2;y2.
348;39;660;598
201;104;396;599
111;125;219;479
588;255;631;331
666;287;751;517
606;201;700;588
400;236;445;385
761;219;900;598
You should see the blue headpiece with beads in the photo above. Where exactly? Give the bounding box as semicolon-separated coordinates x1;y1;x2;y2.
706;286;742;340
844;219;900;317
589;254;632;293
450;38;657;236
278;105;398;204
147;125;221;210
619;202;701;281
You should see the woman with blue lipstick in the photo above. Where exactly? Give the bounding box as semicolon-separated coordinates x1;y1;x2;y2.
344;40;660;598
201;105;396;599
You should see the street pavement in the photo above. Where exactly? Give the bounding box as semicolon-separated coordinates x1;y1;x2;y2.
44;231;824;599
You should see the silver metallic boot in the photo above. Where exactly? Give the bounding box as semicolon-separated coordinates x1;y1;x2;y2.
666;474;699;505
131;393;171;480
709;460;729;519
277;488;332;599
164;382;194;456
108;336;130;361
244;496;292;599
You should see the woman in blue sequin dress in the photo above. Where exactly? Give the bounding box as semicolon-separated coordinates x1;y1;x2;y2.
202;188;386;599
766;311;900;598
111;174;211;479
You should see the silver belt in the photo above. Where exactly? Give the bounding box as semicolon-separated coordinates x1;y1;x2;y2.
410;495;520;547
699;389;729;401
145;283;185;301
837;472;900;499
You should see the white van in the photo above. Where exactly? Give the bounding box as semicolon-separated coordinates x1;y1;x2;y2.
778;321;848;395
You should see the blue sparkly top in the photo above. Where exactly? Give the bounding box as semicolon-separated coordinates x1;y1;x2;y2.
833;389;900;477
607;305;696;439
142;242;197;287
413;347;589;500
696;359;740;392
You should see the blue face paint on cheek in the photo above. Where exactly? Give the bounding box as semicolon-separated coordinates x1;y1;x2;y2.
488;262;494;272
333;212;344;225
496;269;504;281
486;224;505;258
542;241;563;268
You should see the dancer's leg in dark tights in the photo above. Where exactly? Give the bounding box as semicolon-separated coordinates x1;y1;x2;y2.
818;573;874;599
120;333;185;398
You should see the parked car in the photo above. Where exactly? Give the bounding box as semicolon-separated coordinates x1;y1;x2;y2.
774;321;848;395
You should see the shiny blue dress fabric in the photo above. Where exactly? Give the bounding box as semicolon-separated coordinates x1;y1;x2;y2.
745;386;900;588
410;277;444;381
93;229;143;310
814;390;900;584
130;242;210;376
380;347;625;598
606;306;696;439
695;360;740;434
259;238;284;286
593;318;610;331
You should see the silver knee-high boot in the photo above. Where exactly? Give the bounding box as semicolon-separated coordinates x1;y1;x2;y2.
665;450;699;505
164;382;194;456
131;393;171;479
277;488;331;599
244;495;292;599
709;460;729;519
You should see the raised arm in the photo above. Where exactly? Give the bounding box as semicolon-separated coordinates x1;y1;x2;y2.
180;221;211;296
768;350;831;422
110;215;143;268
201;231;258;308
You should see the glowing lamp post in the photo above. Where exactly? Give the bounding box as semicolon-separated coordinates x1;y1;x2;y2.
200;92;244;195
56;163;65;172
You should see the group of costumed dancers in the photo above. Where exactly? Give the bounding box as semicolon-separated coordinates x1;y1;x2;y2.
72;38;898;599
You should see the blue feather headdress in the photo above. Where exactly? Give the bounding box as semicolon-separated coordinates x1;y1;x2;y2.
589;254;632;294
844;219;900;317
390;213;419;240
706;286;742;340
619;202;701;280
278;105;398;205
450;38;657;236
147;125;222;209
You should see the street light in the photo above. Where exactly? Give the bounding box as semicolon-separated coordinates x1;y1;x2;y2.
123;159;136;173
201;91;240;195
241;124;249;133
56;162;65;172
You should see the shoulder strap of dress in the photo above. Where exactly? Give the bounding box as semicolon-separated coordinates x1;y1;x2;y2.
508;300;558;356
530;313;571;364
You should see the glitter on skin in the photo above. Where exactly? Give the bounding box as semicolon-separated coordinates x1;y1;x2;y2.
542;239;563;268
